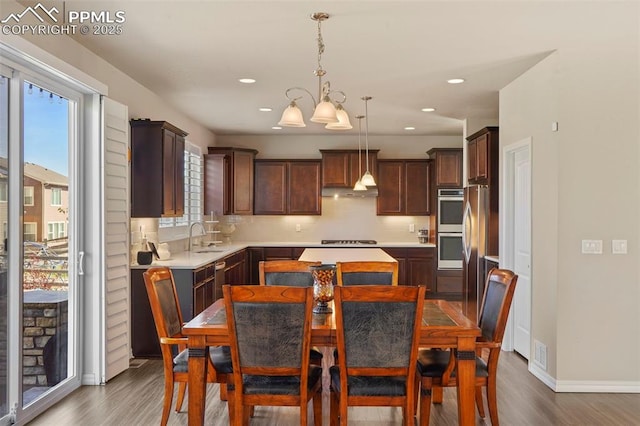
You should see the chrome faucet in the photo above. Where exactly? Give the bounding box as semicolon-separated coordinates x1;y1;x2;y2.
188;221;206;250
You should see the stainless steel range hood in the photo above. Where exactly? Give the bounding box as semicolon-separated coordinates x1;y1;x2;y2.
321;187;378;198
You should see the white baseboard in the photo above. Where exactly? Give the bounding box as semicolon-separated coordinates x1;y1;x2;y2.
529;363;640;393
555;380;640;393
81;373;102;386
529;362;556;390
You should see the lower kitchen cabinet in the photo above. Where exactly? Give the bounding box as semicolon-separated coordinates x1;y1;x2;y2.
222;249;248;286
434;269;463;301
247;246;306;284
381;247;435;296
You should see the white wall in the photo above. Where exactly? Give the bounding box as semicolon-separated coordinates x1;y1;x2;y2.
217;134;461;243
500;1;639;390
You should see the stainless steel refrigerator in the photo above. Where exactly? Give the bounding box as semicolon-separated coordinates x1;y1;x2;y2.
462;185;499;323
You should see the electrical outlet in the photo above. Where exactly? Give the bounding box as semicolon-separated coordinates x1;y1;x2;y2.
612;239;627;254
581;239;602;254
295;224;301;232
409;223;415;233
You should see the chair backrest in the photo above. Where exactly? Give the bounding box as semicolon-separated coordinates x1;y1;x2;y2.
223;285;314;390
143;266;184;341
333;285;425;371
336;261;399;286
258;260;322;286
478;268;518;344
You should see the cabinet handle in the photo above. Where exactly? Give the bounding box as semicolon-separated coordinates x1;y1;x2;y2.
215;262;226;270
78;251;85;276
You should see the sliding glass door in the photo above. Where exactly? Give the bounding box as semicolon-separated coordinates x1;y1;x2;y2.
0;61;82;425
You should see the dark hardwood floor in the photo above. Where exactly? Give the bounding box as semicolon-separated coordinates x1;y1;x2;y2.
28;350;640;425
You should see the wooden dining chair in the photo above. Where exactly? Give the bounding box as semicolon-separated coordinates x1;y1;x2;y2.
143;266;233;426
224;285;322;426
259;260;324;366
415;268;518;426
335;261;399;286
330;285;426;426
259;260;322;286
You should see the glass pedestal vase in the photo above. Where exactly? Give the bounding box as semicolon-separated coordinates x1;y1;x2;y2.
310;264;336;314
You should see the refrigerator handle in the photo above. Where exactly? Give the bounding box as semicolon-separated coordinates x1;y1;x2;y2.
462;202;472;263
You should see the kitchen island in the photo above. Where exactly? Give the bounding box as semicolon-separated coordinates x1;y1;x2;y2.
298;247;396;264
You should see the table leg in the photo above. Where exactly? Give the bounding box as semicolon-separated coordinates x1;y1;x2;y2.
456;337;477;426
188;336;208;426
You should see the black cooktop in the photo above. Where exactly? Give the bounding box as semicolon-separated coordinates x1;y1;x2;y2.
321;239;378;245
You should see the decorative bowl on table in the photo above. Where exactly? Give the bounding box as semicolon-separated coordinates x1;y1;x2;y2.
309;264;336;314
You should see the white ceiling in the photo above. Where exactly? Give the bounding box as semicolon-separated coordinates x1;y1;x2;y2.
41;1;619;136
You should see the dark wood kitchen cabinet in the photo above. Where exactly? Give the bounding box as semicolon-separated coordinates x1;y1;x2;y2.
204;147;258;215
377;160;431;215
467;127;499;186
427;148;463;188
247;246;306;284
320;149;379;188
381;247;435;295
254;160;321;215
222;249;248;286
130;120;187;218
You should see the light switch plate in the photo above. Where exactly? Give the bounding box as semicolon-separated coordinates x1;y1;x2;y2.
581;239;603;254
612;239;628;254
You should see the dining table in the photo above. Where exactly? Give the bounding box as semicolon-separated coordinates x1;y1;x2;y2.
182;294;481;426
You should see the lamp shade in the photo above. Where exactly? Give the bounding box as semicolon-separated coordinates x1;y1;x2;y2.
325;105;353;130
353;179;367;191
278;102;306;127
360;171;377;186
310;97;338;123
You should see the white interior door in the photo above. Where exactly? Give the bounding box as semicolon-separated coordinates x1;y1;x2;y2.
512;146;532;358
501;138;532;359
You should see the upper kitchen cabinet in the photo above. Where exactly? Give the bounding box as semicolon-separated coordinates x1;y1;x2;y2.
320;149;379;188
427;148;463;188
204;147;258;215
376;160;431;215
130;120;187;218
254;160;321;215
467;127;499;186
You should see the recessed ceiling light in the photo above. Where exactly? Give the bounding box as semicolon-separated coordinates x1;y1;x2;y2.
421;108;436;112
238;78;256;84
259;107;272;112
404;127;416;131
272;126;282;130
447;78;465;84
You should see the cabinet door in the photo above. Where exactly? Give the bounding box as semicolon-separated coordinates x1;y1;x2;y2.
254;161;287;214
233;150;255;214
204;154;229;216
376;161;404;215
162;130;185;217
288;161;321;215
174;135;185;216
405;161;431;215
407;257;435;293
322;152;350;187
475;133;489;182
467;138;478;183
435;150;462;187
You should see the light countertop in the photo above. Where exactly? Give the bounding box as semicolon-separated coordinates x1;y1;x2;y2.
298;248;396;264
484;255;500;264
131;241;435;270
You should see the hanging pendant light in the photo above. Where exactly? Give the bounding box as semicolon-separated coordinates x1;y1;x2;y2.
360;96;377;187
277;13;351;130
353;115;367;191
